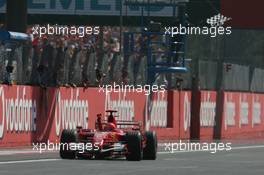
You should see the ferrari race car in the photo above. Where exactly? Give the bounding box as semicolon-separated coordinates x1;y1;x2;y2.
59;110;157;161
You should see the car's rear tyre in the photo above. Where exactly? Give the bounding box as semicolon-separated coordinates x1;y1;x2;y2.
60;129;77;159
143;131;157;160
126;131;142;161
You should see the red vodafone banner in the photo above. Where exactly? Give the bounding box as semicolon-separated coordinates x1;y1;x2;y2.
221;92;264;139
150;91;179;140
0;85;41;147
105;91;144;123
199;91;217;140
43;87;105;143
106;90;178;140
1;85;264;147
180;90;264;140
0;86;106;147
179;91;191;140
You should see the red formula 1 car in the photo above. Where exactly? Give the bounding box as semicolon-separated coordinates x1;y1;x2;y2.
59;110;157;161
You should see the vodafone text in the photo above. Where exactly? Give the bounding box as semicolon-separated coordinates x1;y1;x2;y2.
55;90;89;136
0;87;37;138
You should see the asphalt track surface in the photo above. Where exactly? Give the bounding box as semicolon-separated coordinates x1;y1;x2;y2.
0;143;263;175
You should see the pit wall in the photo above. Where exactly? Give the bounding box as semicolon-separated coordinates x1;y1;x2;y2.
0;85;263;147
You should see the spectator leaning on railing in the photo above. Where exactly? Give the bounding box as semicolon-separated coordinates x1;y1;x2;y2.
1;25;140;87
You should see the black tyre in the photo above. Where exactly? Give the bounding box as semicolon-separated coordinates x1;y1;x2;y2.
126;131;142;161
60;129;78;159
143;131;157;160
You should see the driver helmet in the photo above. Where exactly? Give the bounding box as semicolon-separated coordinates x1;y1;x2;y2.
105;122;116;131
108;114;114;123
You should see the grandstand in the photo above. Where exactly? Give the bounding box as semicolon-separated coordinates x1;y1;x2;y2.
0;0;263;93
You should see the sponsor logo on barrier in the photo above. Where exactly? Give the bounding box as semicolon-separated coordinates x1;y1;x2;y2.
0;87;37;139
145;92;168;130
150;93;167;127
105;92;134;124
224;94;236;130
183;93;191;132
239;94;249;128
55;89;89;136
200;92;216;127
252;95;261;127
183;91;216;131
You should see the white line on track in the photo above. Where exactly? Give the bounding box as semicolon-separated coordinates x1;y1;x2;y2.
231;145;264;150
0;150;57;156
157;144;264;154
0;159;60;165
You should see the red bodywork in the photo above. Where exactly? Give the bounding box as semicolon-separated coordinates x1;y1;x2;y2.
75;110;147;158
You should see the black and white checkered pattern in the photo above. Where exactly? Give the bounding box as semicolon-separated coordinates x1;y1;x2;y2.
206;14;231;27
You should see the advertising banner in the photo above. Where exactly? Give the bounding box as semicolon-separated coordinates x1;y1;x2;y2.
0;0;175;16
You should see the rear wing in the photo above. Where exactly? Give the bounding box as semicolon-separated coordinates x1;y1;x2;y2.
96;120;142;129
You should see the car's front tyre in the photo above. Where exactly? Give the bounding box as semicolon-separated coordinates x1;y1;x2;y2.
126;131;142;161
60;129;78;159
143;131;157;160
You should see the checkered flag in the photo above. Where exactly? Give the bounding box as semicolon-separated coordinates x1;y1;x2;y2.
206;14;231;27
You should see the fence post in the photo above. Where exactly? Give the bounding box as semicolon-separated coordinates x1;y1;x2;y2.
213;57;224;140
